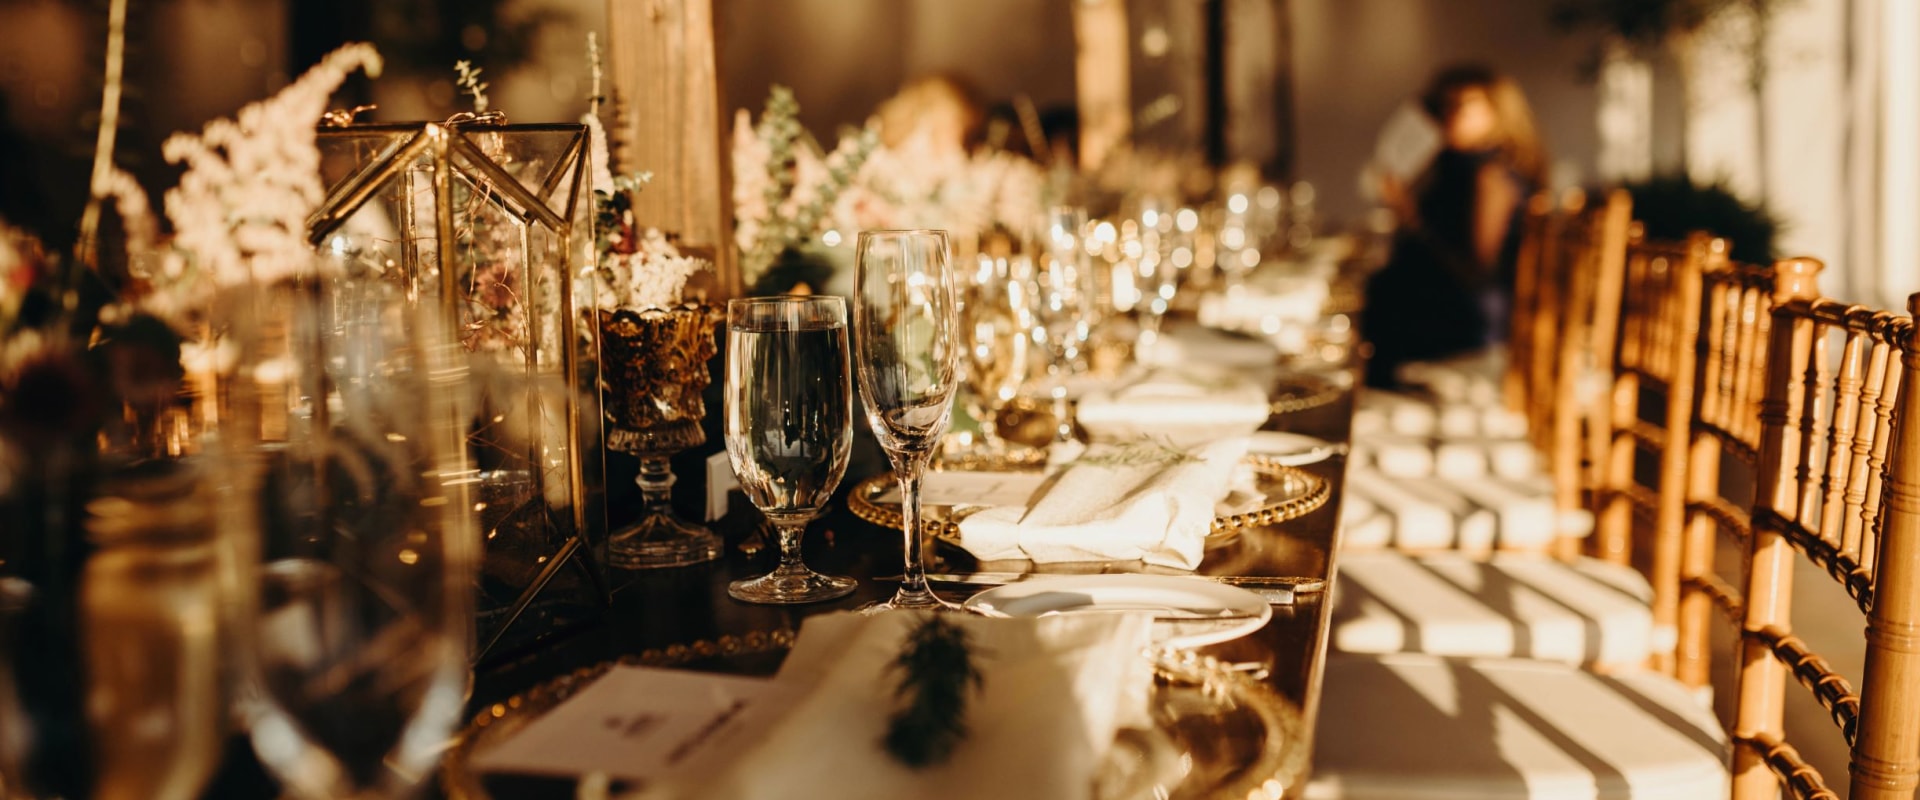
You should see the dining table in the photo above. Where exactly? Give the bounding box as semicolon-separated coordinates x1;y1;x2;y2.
449;321;1360;800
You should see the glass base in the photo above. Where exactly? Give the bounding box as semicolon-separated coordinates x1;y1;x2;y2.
607;510;721;569
859;585;971;615
728;568;857;605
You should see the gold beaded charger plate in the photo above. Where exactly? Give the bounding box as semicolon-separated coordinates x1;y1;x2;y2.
847;455;1330;544
1266;372;1346;416
443;632;1309;800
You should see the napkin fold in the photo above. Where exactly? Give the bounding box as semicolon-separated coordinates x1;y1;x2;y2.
1076;367;1271;448
636;611;1156;800
955;436;1250;570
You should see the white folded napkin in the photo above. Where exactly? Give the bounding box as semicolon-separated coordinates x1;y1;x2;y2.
637;611;1156;800
1076;368;1270;448
1135;322;1282;370
956;436;1251;569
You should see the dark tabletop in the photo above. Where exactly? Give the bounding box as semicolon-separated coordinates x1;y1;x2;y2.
457;359;1358;797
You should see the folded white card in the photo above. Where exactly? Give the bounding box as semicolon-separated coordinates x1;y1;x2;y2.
470;666;792;782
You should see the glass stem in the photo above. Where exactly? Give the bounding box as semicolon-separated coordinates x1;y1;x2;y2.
897;460;932;601
1049;363;1073;444
772;520;808;576
636;453;675;513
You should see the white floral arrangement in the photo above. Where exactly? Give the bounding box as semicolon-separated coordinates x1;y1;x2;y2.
833;142;1044;248
588;180;711;311
159;44;383;285
729;83;1046;294
577;34;711;312
138;43;383;320
730;86;879;292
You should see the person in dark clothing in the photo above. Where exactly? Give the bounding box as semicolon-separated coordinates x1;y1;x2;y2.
1363;64;1546;388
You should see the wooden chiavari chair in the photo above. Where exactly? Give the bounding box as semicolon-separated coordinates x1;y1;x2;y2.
1592;230;1728;676
1548;189;1634;559
1727;262;1920;799
1674;259;1777;694
1350;189;1630;555
1504;192;1558;418
1332;190;1661;671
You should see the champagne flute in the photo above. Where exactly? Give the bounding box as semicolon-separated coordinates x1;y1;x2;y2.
223;278;477;800
960;254;1032;454
1132;197;1185;363
723;297;858;604
852;230;963;612
1029;207;1095;445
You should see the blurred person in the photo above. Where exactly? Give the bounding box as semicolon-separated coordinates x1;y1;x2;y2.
1362;64;1545;388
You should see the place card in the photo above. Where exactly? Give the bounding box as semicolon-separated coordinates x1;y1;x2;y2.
470;666;794;783
706;452;739;521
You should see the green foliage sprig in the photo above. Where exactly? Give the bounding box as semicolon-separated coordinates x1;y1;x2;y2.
884;615;985;769
737;86;880;291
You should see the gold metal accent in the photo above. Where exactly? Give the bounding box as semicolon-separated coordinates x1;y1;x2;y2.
600;305;724;567
846;455;1330;540
320;105;378;127
598;306;718;451
307;122;608;663
1268;373;1344;416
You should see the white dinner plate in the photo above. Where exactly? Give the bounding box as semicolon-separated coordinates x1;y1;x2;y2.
1247;431;1341;466
962;574;1274;649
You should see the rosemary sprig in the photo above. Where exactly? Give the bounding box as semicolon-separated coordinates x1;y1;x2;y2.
1072;435;1202;468
884;615;984;768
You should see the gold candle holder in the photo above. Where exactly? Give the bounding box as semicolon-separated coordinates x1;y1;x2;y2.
599;305;721;568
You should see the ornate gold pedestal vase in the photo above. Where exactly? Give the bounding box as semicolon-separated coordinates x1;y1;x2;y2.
599;306;722;568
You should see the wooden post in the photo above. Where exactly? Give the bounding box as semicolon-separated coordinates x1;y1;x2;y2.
1073;0;1130;172
1852;292;1920;799
604;0;740;298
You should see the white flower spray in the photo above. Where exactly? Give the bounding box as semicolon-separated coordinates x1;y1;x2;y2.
159;43;383;296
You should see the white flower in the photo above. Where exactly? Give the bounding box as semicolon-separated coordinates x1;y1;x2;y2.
590;229;709;311
159;43;382;296
583;113;617;196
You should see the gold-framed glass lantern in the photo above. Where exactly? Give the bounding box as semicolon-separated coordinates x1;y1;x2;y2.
306;121;607;663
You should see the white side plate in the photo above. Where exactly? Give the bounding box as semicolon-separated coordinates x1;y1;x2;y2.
963;574;1274;648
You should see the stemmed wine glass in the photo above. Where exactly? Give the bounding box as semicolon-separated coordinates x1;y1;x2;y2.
960;254;1032;454
723;297;858;604
222;278;477;800
1029;207;1096;445
852;230;963;612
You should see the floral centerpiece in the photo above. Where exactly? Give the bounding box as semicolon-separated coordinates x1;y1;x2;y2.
729;80;1048;296
581;64;724;568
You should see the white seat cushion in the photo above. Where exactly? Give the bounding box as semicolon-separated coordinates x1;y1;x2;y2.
1354;389;1529;440
1308;654;1728;800
1331;551;1658;669
1338;468;1562;552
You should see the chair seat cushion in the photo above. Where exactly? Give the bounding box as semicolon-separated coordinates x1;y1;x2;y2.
1339;468;1562;552
1331;551;1659;669
1308;654;1729;800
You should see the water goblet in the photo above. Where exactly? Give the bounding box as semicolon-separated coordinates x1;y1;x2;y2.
960;254;1033;454
723;297;858;604
1029;207;1096;445
852;230;964;612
